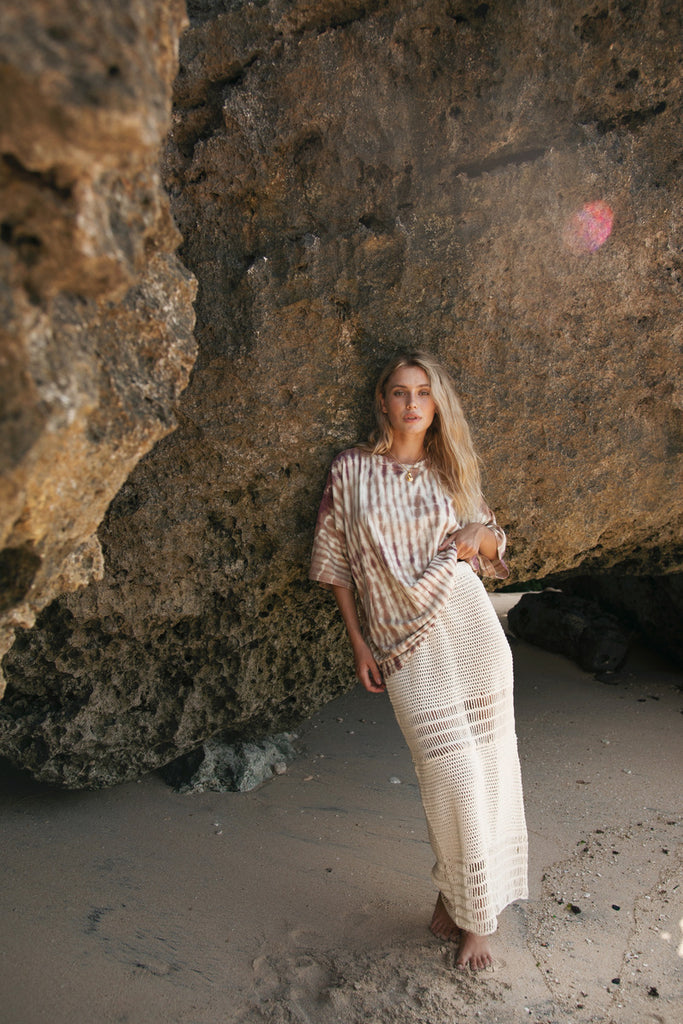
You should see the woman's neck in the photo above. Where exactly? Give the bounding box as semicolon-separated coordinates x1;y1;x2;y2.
389;437;426;464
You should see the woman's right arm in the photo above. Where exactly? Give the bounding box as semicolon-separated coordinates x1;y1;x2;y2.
331;585;385;693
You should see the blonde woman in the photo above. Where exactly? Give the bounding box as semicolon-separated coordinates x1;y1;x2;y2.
310;351;527;970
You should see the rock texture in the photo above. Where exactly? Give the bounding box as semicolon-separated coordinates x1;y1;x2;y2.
161;732;298;793
1;0;682;786
0;0;197;694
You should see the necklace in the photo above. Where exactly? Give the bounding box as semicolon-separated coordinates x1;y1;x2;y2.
389;452;425;483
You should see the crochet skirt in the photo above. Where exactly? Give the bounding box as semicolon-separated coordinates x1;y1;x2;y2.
384;562;528;935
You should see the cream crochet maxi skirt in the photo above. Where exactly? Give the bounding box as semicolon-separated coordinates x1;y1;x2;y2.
384;562;528;935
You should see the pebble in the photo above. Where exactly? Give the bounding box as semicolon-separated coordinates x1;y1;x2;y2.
389;776;401;784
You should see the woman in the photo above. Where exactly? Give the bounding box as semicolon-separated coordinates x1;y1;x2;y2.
310;351;527;970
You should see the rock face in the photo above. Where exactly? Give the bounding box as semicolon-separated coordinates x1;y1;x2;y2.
1;0;682;786
0;0;197;690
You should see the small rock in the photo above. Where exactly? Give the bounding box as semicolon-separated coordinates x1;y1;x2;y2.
161;732;298;792
389;776;401;784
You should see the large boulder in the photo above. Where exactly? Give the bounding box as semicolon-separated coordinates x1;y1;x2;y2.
558;573;683;669
1;0;681;786
507;590;630;674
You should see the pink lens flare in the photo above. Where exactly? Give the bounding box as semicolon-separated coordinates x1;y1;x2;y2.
564;200;614;254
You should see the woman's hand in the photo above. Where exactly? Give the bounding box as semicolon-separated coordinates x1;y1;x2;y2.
352;638;386;693
439;523;496;560
332;584;386;694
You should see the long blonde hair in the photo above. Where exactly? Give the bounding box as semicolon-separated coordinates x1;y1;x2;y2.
367;351;482;521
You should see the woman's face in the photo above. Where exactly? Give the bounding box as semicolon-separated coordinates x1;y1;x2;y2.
380;365;437;439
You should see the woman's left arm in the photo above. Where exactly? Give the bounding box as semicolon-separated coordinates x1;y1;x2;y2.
439;505;509;580
439;522;497;560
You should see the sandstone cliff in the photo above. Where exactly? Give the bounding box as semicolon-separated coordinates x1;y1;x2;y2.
1;0;681;786
0;0;197;701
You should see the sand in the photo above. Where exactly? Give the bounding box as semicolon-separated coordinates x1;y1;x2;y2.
0;594;681;1024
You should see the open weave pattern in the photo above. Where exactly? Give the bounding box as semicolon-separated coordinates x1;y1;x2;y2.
385;562;528;935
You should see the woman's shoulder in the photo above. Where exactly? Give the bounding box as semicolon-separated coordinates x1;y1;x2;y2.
330;445;374;470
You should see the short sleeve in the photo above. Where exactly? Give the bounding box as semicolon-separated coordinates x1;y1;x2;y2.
310;465;354;590
469;501;509;580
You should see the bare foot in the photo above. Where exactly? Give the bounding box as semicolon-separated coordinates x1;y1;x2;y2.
429;893;460;942
456;930;493;971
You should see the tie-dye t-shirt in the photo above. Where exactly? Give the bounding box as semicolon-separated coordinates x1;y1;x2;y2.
310;447;509;677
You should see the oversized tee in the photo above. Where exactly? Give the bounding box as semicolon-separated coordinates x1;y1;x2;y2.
310;447;509;677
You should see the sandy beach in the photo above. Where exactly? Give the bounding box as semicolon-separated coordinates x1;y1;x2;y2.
1;594;681;1024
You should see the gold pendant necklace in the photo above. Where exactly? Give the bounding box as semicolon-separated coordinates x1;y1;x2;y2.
390;452;425;482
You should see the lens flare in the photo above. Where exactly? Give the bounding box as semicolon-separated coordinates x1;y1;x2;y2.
564;200;614;254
